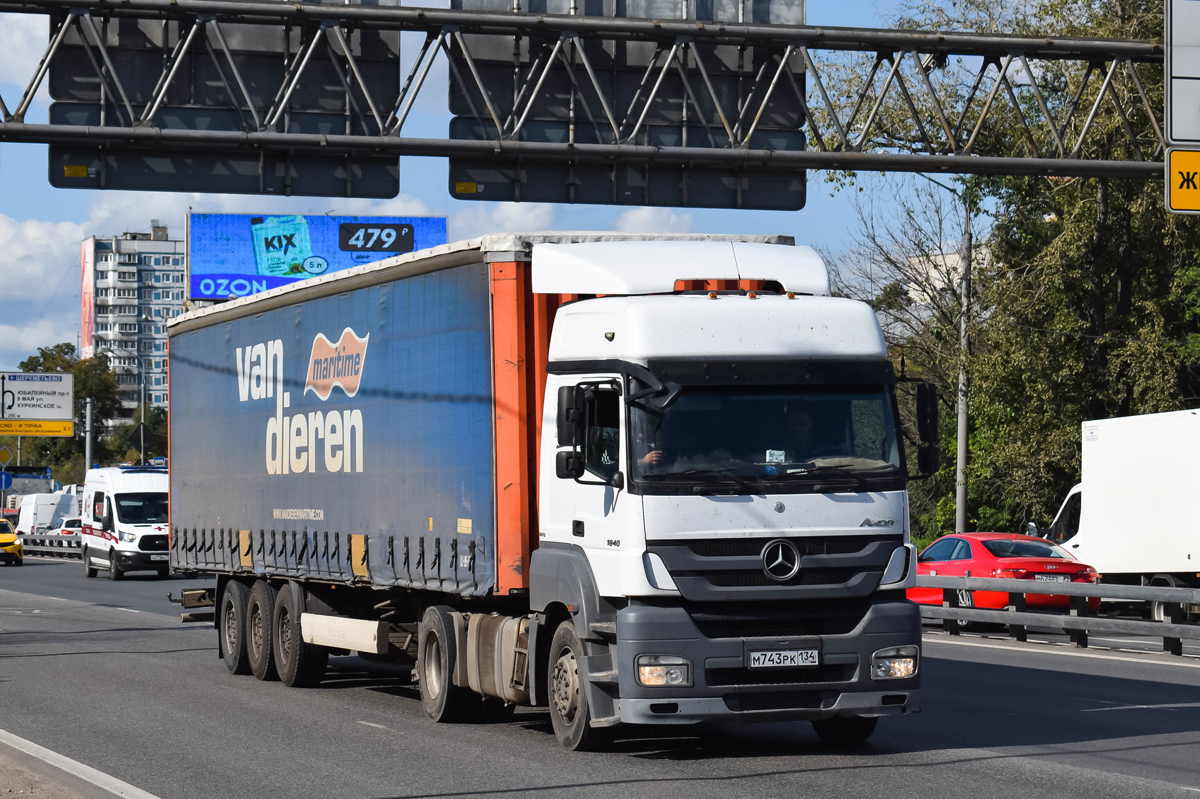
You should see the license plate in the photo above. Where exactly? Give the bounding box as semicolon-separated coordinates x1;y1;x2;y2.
748;649;819;668
1033;574;1068;582
150;554;169;562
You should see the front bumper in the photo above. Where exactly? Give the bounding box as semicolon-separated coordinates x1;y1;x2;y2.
113;549;170;571
614;597;921;725
0;545;22;562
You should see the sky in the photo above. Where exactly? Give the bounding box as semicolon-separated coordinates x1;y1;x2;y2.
0;0;898;370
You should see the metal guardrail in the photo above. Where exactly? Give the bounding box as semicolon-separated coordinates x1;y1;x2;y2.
917;575;1200;656
19;533;82;559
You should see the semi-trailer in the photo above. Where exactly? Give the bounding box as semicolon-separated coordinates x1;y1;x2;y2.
168;232;936;750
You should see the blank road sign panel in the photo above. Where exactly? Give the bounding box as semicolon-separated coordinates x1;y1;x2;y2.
1168;0;1200;145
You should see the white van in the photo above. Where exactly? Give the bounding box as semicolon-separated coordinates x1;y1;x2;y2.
16;493;78;535
81;467;170;579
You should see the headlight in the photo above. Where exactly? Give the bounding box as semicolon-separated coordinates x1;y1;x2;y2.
636;654;692;687
119;532;137;543
871;645;919;679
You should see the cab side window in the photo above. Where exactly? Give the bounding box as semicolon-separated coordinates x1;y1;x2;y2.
583;389;620;481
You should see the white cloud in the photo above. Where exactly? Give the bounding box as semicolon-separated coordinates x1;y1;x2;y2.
0;14;51;108
449;202;554;241
615;207;695;234
0;189;432;368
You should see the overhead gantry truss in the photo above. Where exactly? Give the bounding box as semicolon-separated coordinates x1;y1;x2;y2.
0;0;1167;184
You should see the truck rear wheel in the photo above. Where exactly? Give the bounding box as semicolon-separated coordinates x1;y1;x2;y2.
548;620;610;751
82;547;96;578
417;605;478;723
272;582;328;687
811;715;878;746
246;580;279;681
220;581;252;676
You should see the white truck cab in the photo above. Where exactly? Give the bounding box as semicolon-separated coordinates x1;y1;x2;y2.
81;467;171;580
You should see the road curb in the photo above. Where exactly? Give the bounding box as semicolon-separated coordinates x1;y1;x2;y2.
0;728;162;799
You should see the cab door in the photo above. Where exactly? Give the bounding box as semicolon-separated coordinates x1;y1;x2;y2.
568;380;639;596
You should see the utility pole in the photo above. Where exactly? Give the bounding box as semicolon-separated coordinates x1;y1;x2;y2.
140;366;146;464
955;191;973;535
85;398;93;470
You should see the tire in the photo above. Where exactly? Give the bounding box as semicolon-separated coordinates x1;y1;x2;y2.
547;620;610;751
219;581;252;676
417;605;479;723
156;567;170;579
107;549;123;581
812;715;878;746
82;547;97;578
272;582;328;688
246;580;279;681
13;558;23;566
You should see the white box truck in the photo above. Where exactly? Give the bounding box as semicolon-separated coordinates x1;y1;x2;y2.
1045;410;1200;612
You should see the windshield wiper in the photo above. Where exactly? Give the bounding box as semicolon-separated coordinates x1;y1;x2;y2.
785;464;874;491
659;468;755;494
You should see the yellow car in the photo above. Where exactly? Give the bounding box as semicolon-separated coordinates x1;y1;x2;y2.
0;520;23;566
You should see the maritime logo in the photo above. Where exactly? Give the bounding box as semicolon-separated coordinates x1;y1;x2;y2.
304;328;370;401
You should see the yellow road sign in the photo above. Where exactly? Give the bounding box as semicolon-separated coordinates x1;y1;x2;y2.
0;420;74;437
1167;148;1200;214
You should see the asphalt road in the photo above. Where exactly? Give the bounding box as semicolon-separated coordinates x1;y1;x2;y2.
3;558;1200;799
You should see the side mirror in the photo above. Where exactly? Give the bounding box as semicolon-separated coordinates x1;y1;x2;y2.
916;382;938;444
103;510;115;532
609;471;625;490
555;450;585;480
557;385;582;446
1026;521;1040;538
917;444;940;476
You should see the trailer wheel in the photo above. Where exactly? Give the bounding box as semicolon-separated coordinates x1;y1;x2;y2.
246;580;279;681
812;715;878;746
418;606;478;723
82;547;97;578
107;549;123;581
219;581;252;675
548;620;610;751
273;583;327;688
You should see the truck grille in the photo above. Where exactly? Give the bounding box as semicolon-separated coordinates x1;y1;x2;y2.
723;691;835;712
646;535;902;601
685;598;873;638
139;535;169;552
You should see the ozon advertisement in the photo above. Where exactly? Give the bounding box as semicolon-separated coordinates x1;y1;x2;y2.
187;213;448;300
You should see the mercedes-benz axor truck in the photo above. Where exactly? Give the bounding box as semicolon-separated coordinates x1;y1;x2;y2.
81;466;171;579
168;233;936;750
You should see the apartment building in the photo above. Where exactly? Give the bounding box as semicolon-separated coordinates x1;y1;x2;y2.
80;221;187;421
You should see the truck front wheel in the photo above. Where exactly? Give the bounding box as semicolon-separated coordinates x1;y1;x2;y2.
811;715;878;746
417;605;478;723
548;620;610;751
219;581;252;676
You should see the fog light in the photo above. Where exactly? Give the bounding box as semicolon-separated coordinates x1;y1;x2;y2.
871;645;918;679
636;654;692;687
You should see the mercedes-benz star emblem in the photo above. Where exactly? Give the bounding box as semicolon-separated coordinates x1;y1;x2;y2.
761;539;801;582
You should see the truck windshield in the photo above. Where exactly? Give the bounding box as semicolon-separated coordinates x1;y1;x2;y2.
114;493;169;524
631;385;901;488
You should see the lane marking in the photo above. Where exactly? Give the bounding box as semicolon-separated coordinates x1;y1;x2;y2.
925;635;1200;669
0;727;162;799
357;721;389;730
118;608;141;614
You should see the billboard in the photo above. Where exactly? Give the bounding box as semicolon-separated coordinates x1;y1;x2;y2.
188;213;448;300
80;238;95;358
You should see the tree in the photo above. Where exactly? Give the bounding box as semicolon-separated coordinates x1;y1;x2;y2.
3;343;124;483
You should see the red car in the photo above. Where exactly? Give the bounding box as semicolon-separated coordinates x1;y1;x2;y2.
907;533;1099;609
